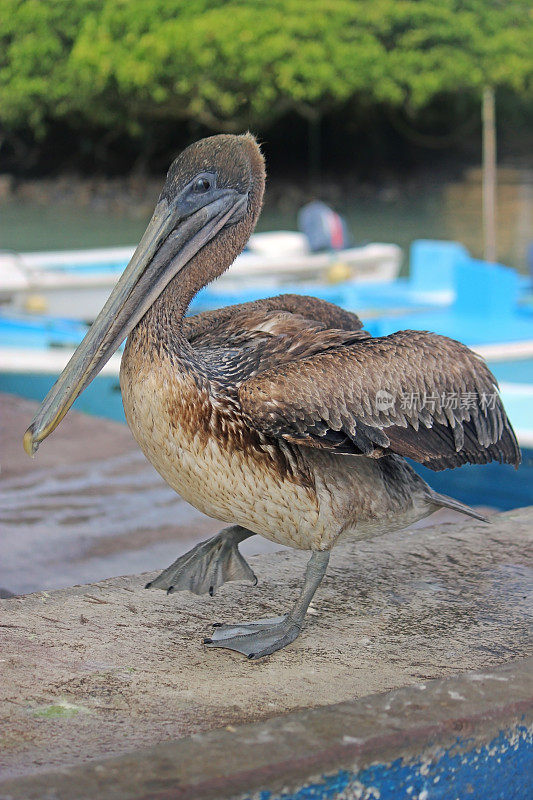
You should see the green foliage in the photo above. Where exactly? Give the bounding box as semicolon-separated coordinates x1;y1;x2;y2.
1;0;532;137
0;0;99;133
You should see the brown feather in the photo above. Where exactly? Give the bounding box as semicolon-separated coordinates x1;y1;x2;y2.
238;329;521;470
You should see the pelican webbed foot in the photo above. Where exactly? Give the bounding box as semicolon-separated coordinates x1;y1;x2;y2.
145;525;257;596
203;550;330;659
204;615;301;659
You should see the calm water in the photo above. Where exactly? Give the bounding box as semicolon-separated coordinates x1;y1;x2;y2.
1;169;531;272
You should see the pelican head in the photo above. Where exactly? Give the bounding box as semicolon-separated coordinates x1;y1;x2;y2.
23;133;265;456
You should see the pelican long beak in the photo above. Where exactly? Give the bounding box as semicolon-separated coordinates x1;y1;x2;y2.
23;188;246;456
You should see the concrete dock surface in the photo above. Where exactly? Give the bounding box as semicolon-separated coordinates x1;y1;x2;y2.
1;392;532;796
1;507;532;779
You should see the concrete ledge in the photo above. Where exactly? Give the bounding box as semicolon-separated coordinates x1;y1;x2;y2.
1;505;532;795
0;658;531;800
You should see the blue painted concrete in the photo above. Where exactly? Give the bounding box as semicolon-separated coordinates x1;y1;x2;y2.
247;726;532;800
367;251;533;346
0;371;124;423
411;453;533;511
368;306;533;347
453;258;520;318
409;240;468;293
189;278;444;317
490;358;533;383
0;312;89;350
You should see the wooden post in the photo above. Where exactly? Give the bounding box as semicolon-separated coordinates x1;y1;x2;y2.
482;86;497;263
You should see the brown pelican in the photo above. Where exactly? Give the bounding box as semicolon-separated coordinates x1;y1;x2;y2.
24;134;520;659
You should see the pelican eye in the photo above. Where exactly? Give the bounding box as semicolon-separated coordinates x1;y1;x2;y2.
192;177;211;193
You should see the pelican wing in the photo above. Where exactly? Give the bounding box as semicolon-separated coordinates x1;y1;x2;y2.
184;293;365;346
239;329;521;470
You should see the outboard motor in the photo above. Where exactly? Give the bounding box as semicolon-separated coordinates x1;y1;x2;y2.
297;200;351;252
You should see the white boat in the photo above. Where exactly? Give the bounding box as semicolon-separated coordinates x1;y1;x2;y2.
0;232;402;322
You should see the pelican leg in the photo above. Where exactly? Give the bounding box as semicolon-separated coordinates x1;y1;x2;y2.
204;550;330;659
145;525;257;596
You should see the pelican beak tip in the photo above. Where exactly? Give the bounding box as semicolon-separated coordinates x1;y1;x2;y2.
23;427;38;458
